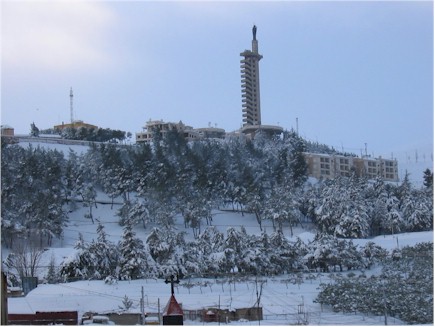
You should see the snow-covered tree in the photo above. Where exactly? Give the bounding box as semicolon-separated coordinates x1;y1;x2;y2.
401;189;433;232
60;233;94;280
87;221;119;279
382;194;403;235
423;168;433;190
146;227;176;269
359;241;388;269
196;226;225;275
118;219;149;280
316;243;433;324
45;254;61;284
81;183;97;224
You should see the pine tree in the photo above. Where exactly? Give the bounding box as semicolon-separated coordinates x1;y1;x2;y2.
60;233;94;280
423;168;433;189
118;219;148;280
46;254;60;284
88;220;118;279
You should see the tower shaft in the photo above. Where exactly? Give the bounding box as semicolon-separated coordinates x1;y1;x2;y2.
240;25;262;127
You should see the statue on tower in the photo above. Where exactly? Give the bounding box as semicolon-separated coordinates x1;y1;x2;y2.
252;25;257;40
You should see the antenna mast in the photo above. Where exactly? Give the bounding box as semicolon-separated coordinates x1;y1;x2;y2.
296;117;299;135
70;87;74;124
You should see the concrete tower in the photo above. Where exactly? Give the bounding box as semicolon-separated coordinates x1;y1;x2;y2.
240;25;263;127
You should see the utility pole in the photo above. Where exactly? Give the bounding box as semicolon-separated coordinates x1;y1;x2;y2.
296;117;299;135
141;286;145;325
218;295;221;326
70;87;74;124
158;298;161;325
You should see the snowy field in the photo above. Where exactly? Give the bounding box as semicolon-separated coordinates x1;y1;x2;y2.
5;140;433;325
6;196;433;325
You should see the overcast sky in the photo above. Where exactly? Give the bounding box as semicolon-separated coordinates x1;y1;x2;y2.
2;1;433;168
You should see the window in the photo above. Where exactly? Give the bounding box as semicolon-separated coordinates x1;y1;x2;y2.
340;158;349;164
321;169;330;176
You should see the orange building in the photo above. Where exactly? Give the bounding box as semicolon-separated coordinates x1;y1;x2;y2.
54;120;98;131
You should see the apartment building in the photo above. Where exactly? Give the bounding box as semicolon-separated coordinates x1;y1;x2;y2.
303;152;399;182
136;120;200;143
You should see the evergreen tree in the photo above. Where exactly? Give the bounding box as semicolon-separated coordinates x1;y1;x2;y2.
118;219;149;280
423;168;433;190
46;254;61;284
360;241;388;269
146;227;173;266
87;221;119;279
382;193;403;235
285;131;308;187
60;233;94;280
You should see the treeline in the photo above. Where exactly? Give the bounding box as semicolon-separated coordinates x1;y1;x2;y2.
56;221;391;281
1;129;433;250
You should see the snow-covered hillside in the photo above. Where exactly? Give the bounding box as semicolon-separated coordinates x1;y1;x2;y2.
5;140;433;325
6;183;433;325
7;198;432;325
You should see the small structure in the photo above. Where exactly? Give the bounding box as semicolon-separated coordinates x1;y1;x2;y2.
1;125;14;136
163;275;183;325
163;295;183;325
203;309;218;323
1;125;18;144
22;276;38;296
82;315;115;325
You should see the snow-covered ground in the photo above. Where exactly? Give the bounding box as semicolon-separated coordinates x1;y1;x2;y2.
6;196;433;325
5;140;433;325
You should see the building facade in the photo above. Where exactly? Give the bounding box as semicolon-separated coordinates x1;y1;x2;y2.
136;120;201;143
1;125;14;136
135;120;227;143
303;152;399;182
54;120;98;131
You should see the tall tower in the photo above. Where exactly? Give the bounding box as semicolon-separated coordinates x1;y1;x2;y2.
240;25;263;127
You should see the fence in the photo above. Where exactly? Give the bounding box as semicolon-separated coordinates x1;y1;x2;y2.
183;307;263;323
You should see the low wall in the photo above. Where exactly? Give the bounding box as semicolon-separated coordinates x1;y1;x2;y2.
8;311;78;325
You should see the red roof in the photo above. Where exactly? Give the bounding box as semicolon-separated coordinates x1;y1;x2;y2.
163;295;183;316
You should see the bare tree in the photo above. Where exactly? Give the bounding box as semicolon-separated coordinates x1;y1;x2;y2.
4;240;45;280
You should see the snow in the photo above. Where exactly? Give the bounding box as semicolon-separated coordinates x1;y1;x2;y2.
5;140;432;325
18;140;90;156
7;197;431;325
8;270;410;325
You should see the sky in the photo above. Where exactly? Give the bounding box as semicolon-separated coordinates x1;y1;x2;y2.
1;1;433;169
